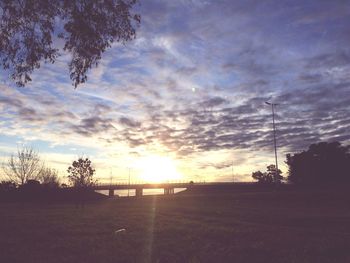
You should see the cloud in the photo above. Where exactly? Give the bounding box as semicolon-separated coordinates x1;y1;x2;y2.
71;116;116;137
0;96;22;109
119;117;141;128
0;0;349;181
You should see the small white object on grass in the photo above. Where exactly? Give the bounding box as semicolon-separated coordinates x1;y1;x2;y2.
115;228;126;235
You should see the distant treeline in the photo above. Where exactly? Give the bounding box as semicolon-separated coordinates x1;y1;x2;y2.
252;141;350;186
0;147;99;202
0;181;106;203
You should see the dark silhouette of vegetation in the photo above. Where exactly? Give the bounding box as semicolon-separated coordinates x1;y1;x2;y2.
2;146;62;188
252;164;282;185
2;146;44;185
286;141;350;186
0;152;105;203
0;180;17;202
20;179;41;196
38;167;60;188
68;157;96;188
0;178;106;203
0;0;140;87
0;180;17;192
67;157;97;207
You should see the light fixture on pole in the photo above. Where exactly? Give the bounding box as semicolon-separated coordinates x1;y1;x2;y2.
265;101;279;182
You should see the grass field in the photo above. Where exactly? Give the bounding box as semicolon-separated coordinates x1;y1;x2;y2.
1;187;350;263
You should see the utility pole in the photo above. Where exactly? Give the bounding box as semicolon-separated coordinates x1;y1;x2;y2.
265;101;279;182
109;168;113;186
232;161;234;183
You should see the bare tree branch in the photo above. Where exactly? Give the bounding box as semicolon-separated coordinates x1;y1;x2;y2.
2;146;44;185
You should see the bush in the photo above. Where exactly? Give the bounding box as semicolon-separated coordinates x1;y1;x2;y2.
286;141;350;186
252;164;282;185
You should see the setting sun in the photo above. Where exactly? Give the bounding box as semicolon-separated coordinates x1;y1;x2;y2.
137;156;182;183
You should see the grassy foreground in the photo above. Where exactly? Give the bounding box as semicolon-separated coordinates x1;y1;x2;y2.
0;188;350;263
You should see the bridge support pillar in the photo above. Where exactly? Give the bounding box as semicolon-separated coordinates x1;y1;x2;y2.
164;188;174;195
108;189;114;197
135;188;143;197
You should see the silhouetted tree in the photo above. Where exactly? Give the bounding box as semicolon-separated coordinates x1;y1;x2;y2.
39;167;60;188
0;0;140;87
252;170;271;184
286;141;350;185
67;158;96;188
3;146;44;185
252;164;282;185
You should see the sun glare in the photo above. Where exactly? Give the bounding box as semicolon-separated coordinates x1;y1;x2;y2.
138;156;182;183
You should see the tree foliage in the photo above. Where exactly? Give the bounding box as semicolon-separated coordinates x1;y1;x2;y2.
3;146;44;185
0;0;140;87
252;164;282;185
67;158;96;188
38;167;60;187
286;141;350;185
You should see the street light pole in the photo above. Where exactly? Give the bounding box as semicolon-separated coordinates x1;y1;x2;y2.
265;101;279;182
232;161;234;183
109;168;113;186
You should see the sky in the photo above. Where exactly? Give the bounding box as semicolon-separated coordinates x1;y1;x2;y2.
0;0;350;183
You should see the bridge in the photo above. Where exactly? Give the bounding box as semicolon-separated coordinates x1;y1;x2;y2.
94;181;199;197
94;182;257;197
